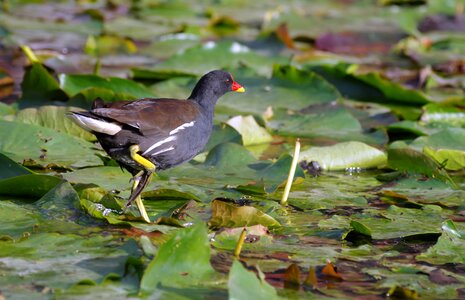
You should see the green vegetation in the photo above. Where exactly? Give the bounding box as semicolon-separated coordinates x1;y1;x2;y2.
0;0;465;298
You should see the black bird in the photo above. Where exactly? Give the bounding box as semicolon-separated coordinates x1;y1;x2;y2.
69;70;245;222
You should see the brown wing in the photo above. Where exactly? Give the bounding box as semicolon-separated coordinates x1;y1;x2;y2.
90;98;201;136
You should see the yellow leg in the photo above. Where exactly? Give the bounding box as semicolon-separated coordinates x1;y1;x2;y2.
130;145;156;172
128;145;155;223
131;175;151;223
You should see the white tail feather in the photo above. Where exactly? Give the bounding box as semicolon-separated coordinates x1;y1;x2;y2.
70;113;122;135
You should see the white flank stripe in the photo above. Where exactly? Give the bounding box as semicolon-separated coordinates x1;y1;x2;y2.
142;136;177;156
151;146;174;156
70;114;122;135
169;121;195;135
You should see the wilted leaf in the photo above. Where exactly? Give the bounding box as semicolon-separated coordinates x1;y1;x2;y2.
283;263;301;290
209;200;280;229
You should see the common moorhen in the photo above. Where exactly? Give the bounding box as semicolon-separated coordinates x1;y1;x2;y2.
69;70;245;222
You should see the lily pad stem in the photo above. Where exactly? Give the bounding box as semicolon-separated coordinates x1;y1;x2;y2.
234;228;247;258
280;138;300;206
20;45;39;64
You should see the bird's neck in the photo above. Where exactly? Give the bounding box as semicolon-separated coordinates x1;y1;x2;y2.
188;88;220;118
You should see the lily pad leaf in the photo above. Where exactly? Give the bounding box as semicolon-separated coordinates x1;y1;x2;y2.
417;220;465;264
0;174;63;198
268;105;387;145
387;147;455;187
0;153;32;180
217;65;340;117
209;199;280;229
409;128;465;171
15;105;95;141
420;103;465;127
0;120;103;169
136;41;286;77
140;222;215;294
19;63;68;108
59;74;154;100
349;220;372;237
424;147;465;171
299;141;387;171
226;115;272;146
228;260;280;300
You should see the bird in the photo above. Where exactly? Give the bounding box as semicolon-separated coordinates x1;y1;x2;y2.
69;70;245;222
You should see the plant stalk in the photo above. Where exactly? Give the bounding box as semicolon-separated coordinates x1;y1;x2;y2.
280;138;301;206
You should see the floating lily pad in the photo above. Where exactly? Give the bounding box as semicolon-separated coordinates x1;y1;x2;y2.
0;153;32;180
19;63;68;107
15;105;95;141
299;141;387;171
59;73;154;100
228;260;280;300
0;174;63;198
0;120;103;169
140;223;216;294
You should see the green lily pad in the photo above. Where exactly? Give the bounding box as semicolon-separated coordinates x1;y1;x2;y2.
420;103;465;127
59;74;154;100
268;106;386;145
140;222;216;294
62;166;131;192
417;221;465;265
387;147;455;187
19;63;68;107
409;128;465;171
321;205;445;240
0;174;63;198
0;102;16;116
228;260;280;300
209;199;280;229
218;65;341;117
15;105;95;141
0;120;103;169
0;152;32;180
299;141;387;171
387;120;444;136
134;41;286;77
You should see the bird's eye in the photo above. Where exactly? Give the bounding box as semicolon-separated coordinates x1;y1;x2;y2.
225;79;230;83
